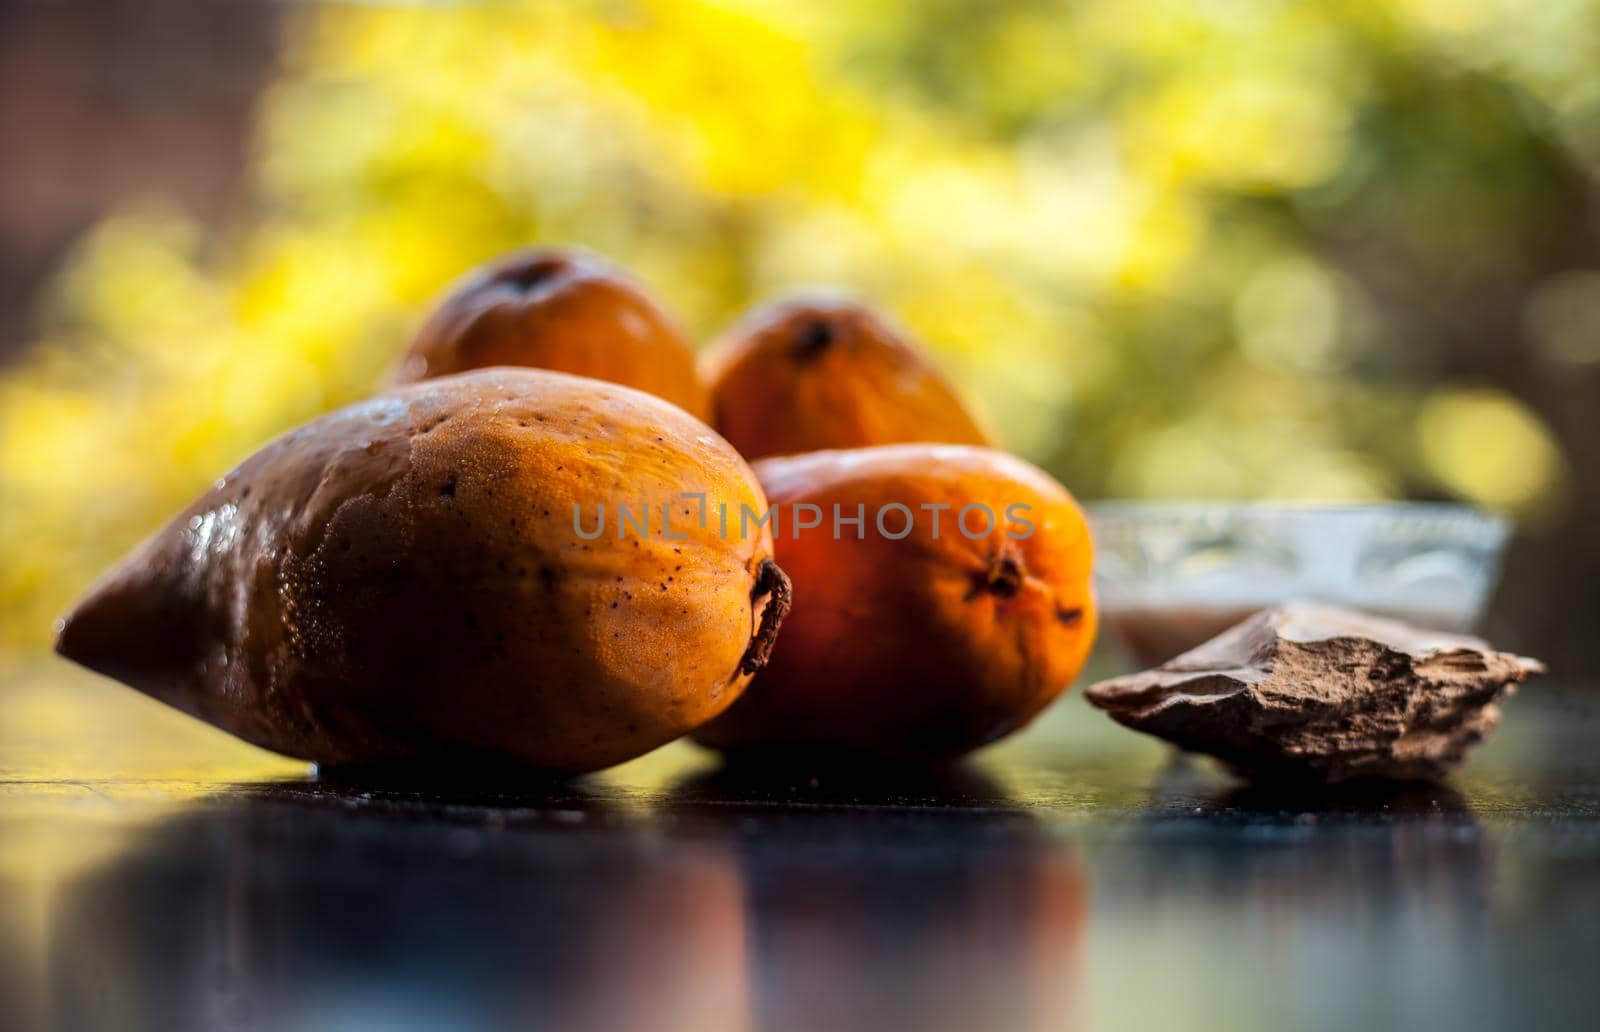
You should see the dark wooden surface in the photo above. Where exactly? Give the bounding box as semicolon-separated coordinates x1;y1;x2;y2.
2;663;1597;1031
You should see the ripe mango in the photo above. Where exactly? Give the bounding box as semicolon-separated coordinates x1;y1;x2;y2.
700;296;992;459
694;444;1094;759
57;369;789;773
396;247;709;419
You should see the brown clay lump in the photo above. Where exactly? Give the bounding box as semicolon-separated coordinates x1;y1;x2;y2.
1085;602;1542;785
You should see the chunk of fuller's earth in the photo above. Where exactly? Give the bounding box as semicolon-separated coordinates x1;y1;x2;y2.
1084;602;1543;785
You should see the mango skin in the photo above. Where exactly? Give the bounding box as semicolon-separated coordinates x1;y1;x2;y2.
396;247;709;420
693;444;1096;760
56;369;788;773
700;296;992;460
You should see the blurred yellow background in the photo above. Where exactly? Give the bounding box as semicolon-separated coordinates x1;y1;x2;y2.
1;0;1597;674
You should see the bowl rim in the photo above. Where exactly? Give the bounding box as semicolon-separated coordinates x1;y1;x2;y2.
1084;499;1508;530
